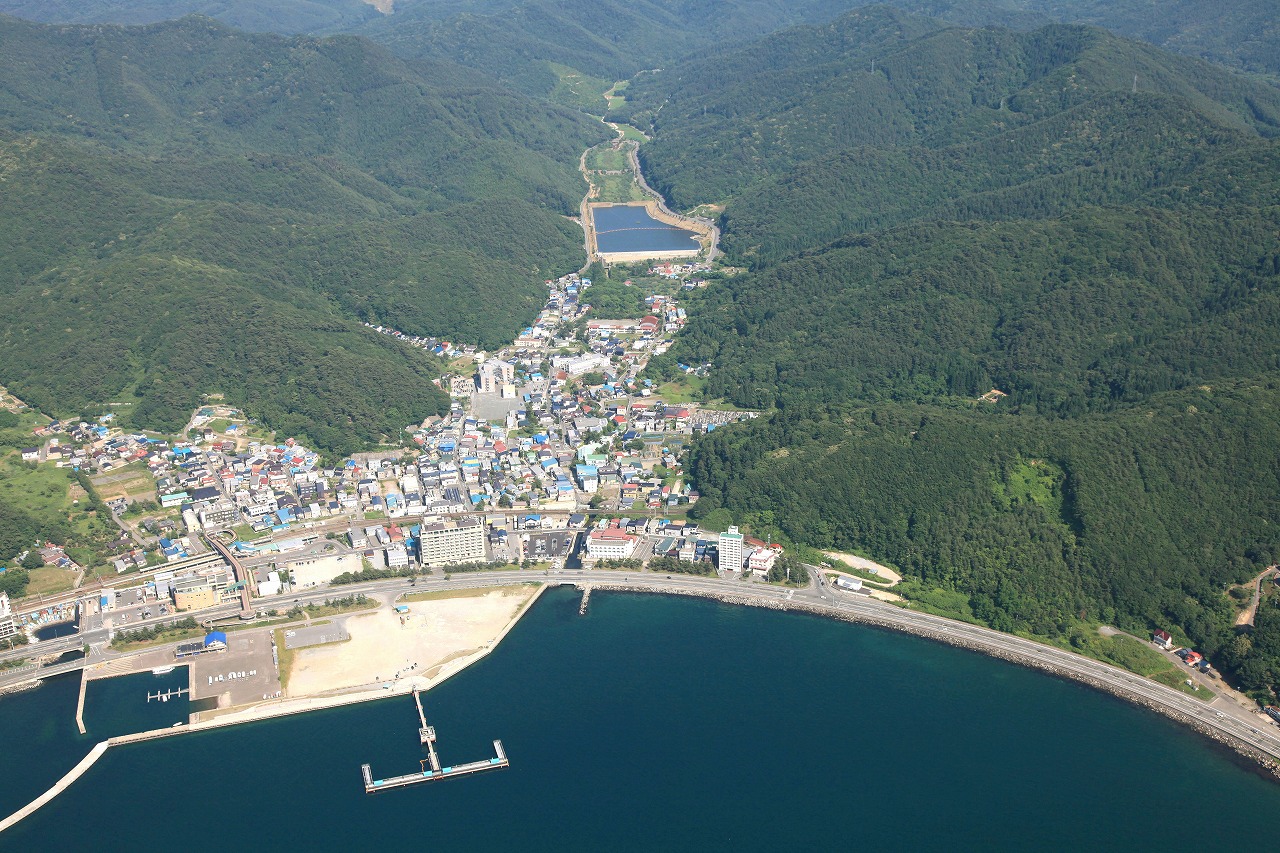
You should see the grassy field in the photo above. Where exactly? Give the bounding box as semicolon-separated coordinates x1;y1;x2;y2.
653;376;706;404
605;79;628;112
616;124;648;142
585;145;629;172
25;567;77;596
0;455;111;567
91;461;156;503
228;522;262;541
590;173;649;203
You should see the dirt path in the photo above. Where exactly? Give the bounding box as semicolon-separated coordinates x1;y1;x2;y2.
1236;565;1277;627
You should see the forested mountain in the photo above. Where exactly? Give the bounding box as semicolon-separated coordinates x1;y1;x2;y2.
0;0;380;32
3;0;1275;92
631;12;1280;699
352;0;875;100
0;15;606;454
895;0;1280;78
628;8;1280;217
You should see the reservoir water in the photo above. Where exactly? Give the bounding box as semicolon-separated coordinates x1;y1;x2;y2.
4;588;1280;850
592;204;700;254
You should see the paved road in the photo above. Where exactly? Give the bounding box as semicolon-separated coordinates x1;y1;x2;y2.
5;568;1280;765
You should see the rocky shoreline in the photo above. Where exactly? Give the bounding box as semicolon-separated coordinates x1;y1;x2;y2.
585;581;1280;781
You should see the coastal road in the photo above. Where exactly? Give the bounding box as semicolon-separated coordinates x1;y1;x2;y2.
6;568;1280;766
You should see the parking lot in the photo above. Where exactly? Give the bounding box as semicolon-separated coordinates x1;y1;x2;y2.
524;530;577;563
284;623;350;650
105;586;171;629
189;631;280;707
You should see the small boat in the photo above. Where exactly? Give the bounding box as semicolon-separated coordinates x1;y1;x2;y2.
151;666;176;675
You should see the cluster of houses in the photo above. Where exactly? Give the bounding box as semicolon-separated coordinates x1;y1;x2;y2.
647;260;712;283
26;415;168;473
1152;629;1213;675
9;259;770;590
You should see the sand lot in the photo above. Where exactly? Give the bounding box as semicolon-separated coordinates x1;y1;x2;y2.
286;586;540;698
823;551;902;584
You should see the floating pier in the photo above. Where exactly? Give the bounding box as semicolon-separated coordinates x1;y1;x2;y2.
361;691;508;793
147;687;189;703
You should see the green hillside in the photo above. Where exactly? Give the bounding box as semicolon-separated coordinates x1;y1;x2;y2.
0;16;607;454
897;0;1280;78
0;0;379;32
629;9;1280;215
634;15;1280;700
352;0;879;101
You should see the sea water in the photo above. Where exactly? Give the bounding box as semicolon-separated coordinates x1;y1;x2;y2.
3;588;1280;850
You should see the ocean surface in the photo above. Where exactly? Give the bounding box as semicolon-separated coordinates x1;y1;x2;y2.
4;588;1280;850
592;205;701;254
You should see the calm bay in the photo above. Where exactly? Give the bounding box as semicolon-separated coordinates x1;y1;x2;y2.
3;587;1280;850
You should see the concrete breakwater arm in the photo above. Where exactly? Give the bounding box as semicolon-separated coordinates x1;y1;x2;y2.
0;740;110;834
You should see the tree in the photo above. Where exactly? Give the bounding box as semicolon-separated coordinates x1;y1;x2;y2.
21;551;44;570
498;494;513;508
0;567;30;597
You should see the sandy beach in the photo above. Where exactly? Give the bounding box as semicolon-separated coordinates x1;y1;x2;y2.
286;585;541;698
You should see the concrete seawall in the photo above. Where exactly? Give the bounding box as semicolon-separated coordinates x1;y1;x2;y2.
0;740;110;833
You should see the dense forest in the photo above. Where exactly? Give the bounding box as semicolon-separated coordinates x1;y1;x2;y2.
626;13;1280;700
0;15;607;454
2;0;1280;700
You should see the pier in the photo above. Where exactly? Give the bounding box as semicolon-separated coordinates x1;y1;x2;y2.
147;686;189;703
361;692;508;793
579;585;592;615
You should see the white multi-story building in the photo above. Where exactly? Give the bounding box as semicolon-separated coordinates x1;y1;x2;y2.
419;517;486;567
585;529;637;560
477;360;515;394
718;526;744;572
0;592;16;641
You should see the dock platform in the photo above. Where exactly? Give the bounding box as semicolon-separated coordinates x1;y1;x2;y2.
362;692;508;793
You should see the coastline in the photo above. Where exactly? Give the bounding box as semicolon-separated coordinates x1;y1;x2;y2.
0;583;548;834
7;576;1280;834
583;582;1280;781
